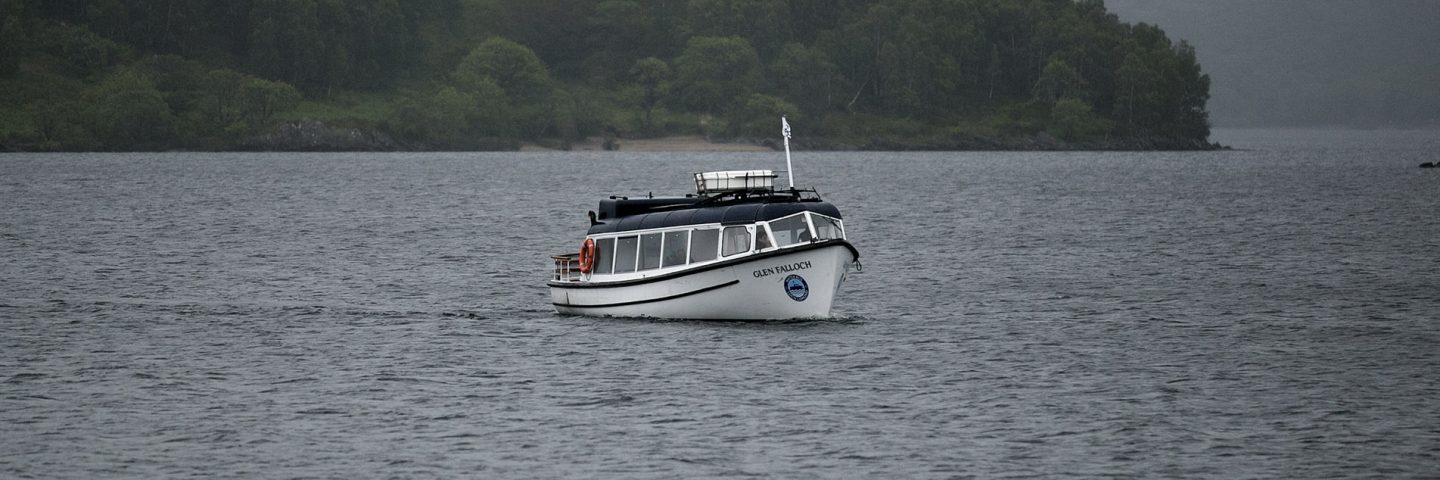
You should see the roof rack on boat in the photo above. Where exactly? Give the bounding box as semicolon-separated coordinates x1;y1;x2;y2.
693;170;777;195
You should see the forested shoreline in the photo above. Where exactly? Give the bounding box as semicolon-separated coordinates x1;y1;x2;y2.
0;0;1219;152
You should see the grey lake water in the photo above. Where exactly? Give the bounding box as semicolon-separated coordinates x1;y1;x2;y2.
2;128;1438;478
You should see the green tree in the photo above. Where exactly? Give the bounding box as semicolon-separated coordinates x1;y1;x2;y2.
350;0;409;87
769;42;842;117
248;0;403;94
584;0;651;81
672;36;760;114
486;0;591;78
390;87;477;147
452;37;553;140
1114;51;1159;131
393;77;514;147
730;93;798;138
30;21;131;77
455;37;553;104
814;3;896;113
628;57;670;133
1033;58;1083;105
462;76;513;138
0;0;25;76
986;44;1002;100
86;71;178;149
1048;97;1110;142
27;101;95;150
238;78;301;127
684;0;788;59
131;55;209;112
1169;41;1211;140
201;69;249;131
248;1;325;91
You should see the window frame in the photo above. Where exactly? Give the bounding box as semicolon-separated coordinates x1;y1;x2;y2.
809;212;845;240
766;213;813;247
592;237;615;274
754;223;773;251
613;235;639;274
721;225;751;258
638;232;662;271
661;229;690;268
689;228;720;263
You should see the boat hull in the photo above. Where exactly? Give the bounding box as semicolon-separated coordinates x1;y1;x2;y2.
549;242;856;320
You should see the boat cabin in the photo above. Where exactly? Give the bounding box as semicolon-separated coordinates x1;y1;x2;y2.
553;171;847;282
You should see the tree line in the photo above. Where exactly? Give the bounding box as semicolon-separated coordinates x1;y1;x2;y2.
0;0;1214;151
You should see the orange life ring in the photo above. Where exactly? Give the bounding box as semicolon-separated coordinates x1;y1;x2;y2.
578;238;596;274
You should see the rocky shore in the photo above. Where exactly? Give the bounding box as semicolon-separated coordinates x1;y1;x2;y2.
238;120;403;152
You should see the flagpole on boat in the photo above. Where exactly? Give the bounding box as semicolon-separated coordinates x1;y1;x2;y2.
782;115;794;188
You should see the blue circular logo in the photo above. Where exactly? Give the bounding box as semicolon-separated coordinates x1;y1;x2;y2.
783;275;809;302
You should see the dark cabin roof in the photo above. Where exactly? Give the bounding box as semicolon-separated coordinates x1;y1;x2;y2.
587;190;842;235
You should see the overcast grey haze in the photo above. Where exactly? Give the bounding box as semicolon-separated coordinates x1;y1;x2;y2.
1106;0;1440;127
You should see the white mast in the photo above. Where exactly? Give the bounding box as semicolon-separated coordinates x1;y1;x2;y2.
782;115;794;188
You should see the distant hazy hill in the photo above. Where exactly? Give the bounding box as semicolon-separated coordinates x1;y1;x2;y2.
2;0;1218;151
1106;0;1440;127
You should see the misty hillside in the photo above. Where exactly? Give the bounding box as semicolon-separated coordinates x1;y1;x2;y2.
2;0;1217;151
1106;0;1440;127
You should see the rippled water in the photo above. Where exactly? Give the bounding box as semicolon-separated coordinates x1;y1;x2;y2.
3;129;1438;478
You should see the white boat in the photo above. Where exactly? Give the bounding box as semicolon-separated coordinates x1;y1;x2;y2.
548;169;860;320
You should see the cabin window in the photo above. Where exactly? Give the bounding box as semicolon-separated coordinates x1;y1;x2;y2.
755;225;773;250
721;226;751;257
639;233;662;270
812;214;844;240
769;214;812;247
614;235;639;273
593;237;615;274
662;230;689;267
690;229;719;262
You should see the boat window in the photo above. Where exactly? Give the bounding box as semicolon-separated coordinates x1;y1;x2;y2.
593;237;614;274
639;233;662;270
811;214;844;240
768;213;812;247
721;226;750;257
614;235;639;273
662;230;689;267
690;229;719;263
755;225;772;250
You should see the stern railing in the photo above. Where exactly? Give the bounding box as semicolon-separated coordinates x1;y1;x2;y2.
552;254;582;281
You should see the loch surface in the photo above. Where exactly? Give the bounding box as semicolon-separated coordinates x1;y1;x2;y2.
3;129;1438;478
